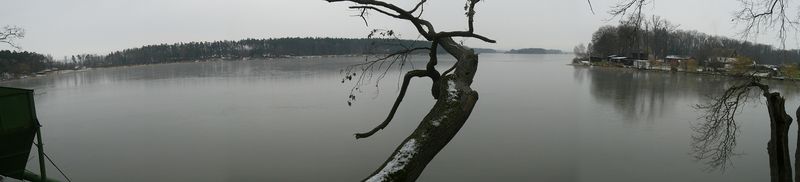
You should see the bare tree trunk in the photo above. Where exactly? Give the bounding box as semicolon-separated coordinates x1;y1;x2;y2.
323;1;495;180
765;92;793;182
361;38;479;182
795;106;800;182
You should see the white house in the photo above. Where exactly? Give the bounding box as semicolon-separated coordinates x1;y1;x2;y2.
633;60;649;69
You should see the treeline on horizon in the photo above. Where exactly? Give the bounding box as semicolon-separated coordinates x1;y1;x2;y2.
507;48;563;54
587;16;800;65
73;38;438;67
1;37;492;78
0;50;55;75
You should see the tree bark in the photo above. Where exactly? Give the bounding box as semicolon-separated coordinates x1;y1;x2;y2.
795;105;800;182
765;92;793;182
361;37;479;182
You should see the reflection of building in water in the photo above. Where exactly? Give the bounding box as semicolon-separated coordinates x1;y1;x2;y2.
576;67;736;123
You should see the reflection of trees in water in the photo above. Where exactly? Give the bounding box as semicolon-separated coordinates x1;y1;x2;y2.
4;56;445;89
1;57;445;104
3;58;366;89
577;67;736;123
573;66;587;84
579;66;800;180
1;59;358;102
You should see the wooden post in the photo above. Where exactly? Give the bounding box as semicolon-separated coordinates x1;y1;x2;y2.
35;125;47;182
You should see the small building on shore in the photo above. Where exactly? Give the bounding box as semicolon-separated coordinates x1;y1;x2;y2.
664;55;690;64
701;56;741;72
609;55;634;66
633;60;650;69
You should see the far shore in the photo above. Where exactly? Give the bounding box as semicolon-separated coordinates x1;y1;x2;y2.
0;53;441;83
0;54;361;83
569;63;800;83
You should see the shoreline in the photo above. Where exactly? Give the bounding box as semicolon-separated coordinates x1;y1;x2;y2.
569;63;800;83
2;52;529;83
0;54;374;83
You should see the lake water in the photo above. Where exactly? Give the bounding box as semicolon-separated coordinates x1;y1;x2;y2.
2;53;799;181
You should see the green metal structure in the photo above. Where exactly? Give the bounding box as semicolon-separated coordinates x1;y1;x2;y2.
0;87;59;182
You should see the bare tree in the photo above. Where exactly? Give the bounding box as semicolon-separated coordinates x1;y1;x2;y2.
324;0;495;181
600;0;799;48
574;44;588;58
0;26;25;49
693;76;794;182
607;0;649;24
691;79;758;170
596;0;800;181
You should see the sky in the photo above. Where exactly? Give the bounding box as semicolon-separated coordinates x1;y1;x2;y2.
0;0;797;58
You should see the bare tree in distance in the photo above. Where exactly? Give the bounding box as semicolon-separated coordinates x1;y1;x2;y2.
597;0;799;48
325;0;495;181
0;25;25;49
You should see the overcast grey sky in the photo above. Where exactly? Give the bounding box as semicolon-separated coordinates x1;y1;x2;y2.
0;0;796;58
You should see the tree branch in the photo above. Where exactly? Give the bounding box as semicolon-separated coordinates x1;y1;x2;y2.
607;0;648;20
692;76;771;170
0;26;25;49
355;70;431;139
426;40;439;71
350;6;402;19
466;0;480;33
426;40;442;99
437;31;496;43
409;0;427;15
341;46;429;103
329;0;436;39
733;0;798;48
751;0;781;18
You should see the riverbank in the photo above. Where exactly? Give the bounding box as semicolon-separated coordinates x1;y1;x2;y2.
0;54;374;83
570;63;800;83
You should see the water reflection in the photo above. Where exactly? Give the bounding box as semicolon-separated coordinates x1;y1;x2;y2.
575;66;773;123
1;54;796;181
576;66;800;181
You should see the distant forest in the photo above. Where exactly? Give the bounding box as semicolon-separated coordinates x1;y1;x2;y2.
0;38;500;79
507;48;564;54
588;16;800;65
0;50;55;75
73;38;439;67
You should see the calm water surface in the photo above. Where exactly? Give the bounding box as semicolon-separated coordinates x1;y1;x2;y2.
2;53;799;181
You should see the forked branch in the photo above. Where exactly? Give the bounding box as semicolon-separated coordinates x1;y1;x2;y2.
355;70;433;139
